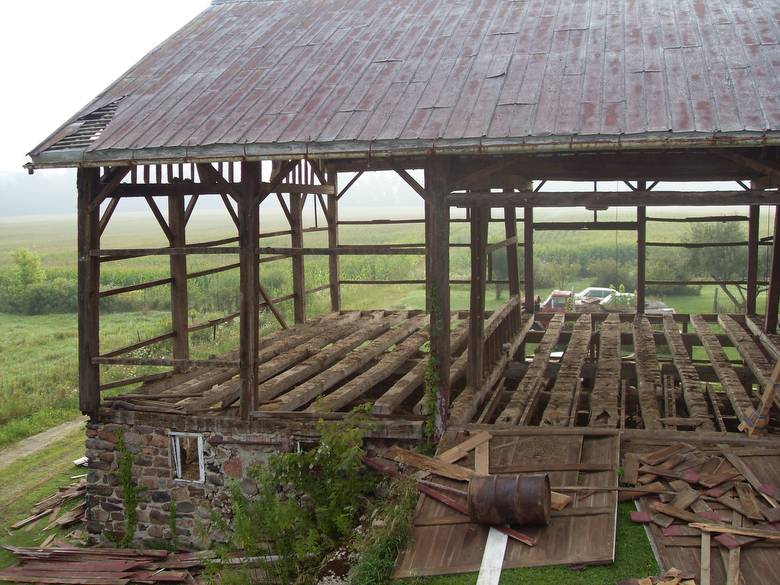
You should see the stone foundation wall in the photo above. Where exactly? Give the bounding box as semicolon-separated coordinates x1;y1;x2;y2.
85;421;293;548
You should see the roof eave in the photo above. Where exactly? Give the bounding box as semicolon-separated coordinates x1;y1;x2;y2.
25;131;780;170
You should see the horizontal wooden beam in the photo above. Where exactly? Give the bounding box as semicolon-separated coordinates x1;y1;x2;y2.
485;236;518;255
93;357;238;367
646;241;770;248
449;190;780;208
646;215;749;223
99;276;174;297
99;331;176;358
533;221;637;231
646;280;768;286
264;182;335;195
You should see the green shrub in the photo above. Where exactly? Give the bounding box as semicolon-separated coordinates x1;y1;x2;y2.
224;408;379;584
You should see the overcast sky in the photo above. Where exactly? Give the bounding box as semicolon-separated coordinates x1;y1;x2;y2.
1;1;210;173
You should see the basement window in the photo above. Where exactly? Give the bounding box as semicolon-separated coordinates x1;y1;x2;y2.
170;432;205;483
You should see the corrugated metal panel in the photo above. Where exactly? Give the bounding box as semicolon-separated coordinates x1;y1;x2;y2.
28;0;780;166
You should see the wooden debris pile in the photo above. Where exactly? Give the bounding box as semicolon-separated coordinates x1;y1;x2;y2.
0;545;208;584
624;442;780;585
11;479;86;533
618;567;696;585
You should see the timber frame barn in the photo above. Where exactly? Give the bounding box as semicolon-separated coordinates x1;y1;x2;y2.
25;0;780;550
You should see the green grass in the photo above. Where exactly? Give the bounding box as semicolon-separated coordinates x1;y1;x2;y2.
399;503;657;585
0;427;86;568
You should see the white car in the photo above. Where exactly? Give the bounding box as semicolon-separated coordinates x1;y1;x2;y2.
600;292;675;315
575;287;617;302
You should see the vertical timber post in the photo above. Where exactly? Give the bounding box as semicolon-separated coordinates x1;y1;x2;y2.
468;206;489;390
504;202;520;298
765;207;780;333
425;158;451;440
239;161;261;418
326;168;341;312
523;206;534;312
290;192;306;323
425;200;433;313
77;168;101;416
168;189;189;372
747;204;760;315
637;183;647;315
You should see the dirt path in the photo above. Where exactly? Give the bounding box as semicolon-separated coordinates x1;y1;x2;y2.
0;417;87;471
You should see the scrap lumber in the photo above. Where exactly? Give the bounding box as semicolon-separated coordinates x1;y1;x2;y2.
435;431;492;464
373;321;468;415
745;314;780;360
541;314;592;426
700;531;712;585
264;315;426;411
308;325;429;413
256;312;394;407
718;444;780;508
476;528;508;585
632;316;663;430
662;314;715;430
496;313;565;424
691;316;756;427
383;446;474;481
690;522;780;542
734;482;764;521
590;313;621;427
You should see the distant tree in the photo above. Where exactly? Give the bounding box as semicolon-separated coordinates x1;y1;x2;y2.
12;249;44;286
685;222;754;311
587;258;634;291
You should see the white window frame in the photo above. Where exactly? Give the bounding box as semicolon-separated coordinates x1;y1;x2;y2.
169;432;205;483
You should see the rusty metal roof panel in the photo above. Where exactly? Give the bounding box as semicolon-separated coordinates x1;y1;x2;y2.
27;0;780;167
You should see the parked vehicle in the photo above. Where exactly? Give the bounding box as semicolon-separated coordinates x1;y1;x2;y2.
575;287;617;302
540;290;574;313
599;292;675;315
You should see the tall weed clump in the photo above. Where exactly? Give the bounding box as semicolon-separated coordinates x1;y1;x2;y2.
223;407;378;584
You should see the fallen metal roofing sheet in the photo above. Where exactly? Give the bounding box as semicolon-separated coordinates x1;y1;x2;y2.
28;0;780;167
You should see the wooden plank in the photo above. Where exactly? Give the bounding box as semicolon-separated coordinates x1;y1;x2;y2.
77;168;101;415
633;316;663;430
663;314;715;431
308;327;429;413
747;205;760;314
436;431;492;464
701;531;712;585
475;440;490;475
637;200;647;314
326;169;340;311
262;315;425;412
718;315;773;389
623;453;640;485
541;314;592;426
523;206;534;312
384;446;474;481
476;528;508;585
719;444;780;508
691;522;780;542
503;205;520;297
745;315;780;361
766;207;780;333
373;322;468;415
496;313;564;425
692;316;756;427
590;313;621;427
735;482;765;521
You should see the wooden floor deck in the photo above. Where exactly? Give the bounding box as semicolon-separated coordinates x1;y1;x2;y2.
103;307;780;437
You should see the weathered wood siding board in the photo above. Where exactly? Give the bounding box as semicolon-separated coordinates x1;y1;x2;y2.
541;314;592;427
394;430;618;578
633;316;663;430
496;313;565;425
662;314;715;431
590;313;621;427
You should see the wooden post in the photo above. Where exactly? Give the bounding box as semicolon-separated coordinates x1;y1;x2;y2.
504;204;520;298
468;206;489;390
239;161;261;418
425;158;451;439
326;169;341;312
747;204;760;315
765;206;780;333
637;184;647;315
523;206;534;312
77;168;101;416
425;200;433;313
290;193;306;323
168;189;189;371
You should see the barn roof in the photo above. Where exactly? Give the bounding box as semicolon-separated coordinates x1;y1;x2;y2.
27;0;780;168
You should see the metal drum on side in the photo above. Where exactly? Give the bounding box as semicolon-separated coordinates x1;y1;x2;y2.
467;473;551;526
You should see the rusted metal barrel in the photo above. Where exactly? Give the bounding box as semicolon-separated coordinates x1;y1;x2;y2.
467;474;551;526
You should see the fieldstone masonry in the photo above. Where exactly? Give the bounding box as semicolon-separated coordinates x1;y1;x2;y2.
84;421;293;548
